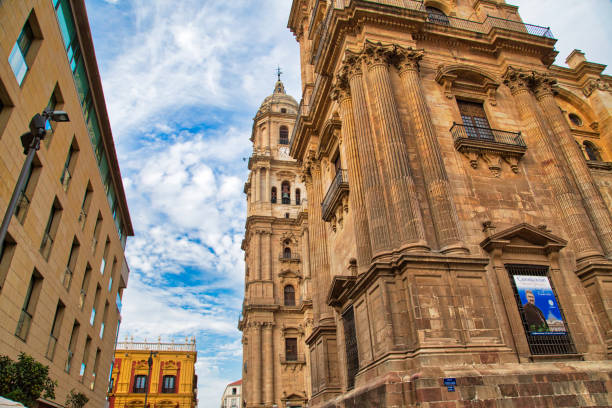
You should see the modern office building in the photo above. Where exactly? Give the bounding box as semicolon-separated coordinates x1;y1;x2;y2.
108;339;198;408
0;0;133;406
242;0;612;407
220;379;242;408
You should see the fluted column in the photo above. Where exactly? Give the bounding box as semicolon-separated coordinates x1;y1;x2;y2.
251;323;262;405
306;158;333;324
502;67;601;260
302;226;311;300
331;76;372;270
263;323;274;406
363;42;428;251
266;167;271;204
394;46;465;252
345;51;393;256
532;74;612;257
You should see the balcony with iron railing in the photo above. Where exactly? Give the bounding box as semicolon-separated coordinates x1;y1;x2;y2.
279;353;306;364
279;253;301;263
450;123;527;173
321;170;349;222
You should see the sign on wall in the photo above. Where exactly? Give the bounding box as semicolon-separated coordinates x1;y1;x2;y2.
512;275;567;336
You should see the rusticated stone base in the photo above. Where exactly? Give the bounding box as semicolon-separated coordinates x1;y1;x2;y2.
314;362;612;408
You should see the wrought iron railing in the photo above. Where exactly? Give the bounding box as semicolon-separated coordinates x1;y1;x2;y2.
14;191;30;223
279;253;301;262
279;353;305;364
450;123;525;147
428;14;554;39
321;169;349;221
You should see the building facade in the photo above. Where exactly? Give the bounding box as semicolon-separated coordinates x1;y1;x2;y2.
239;78;314;408
0;0;133;407
220;379;242;408
247;0;612;407
108;339;198;408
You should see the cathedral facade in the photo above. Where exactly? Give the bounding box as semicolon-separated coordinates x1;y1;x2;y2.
242;0;612;407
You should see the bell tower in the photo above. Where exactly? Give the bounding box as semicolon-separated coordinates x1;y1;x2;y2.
240;76;312;408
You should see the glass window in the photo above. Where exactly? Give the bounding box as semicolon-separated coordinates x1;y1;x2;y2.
457;100;494;140
134;375;147;393
162;375;176;393
569;113;582;127
584;141;601;161
9;20;33;85
426;6;450;25
285;338;297;361
279;126;289;145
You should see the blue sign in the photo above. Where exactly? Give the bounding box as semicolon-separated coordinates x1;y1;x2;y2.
443;378;456;386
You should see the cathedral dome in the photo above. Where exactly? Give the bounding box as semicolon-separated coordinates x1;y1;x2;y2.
256;79;298;117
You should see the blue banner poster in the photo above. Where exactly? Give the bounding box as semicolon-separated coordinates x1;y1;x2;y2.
513;275;567;335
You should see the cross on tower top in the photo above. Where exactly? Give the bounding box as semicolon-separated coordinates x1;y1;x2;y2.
276;65;283;81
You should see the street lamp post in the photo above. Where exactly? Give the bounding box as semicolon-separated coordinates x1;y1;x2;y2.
143;351;154;408
0;109;69;258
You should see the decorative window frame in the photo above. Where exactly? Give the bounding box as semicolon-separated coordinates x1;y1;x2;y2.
480;223;583;361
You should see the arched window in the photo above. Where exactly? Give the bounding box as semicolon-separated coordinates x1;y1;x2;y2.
295;189;301;205
284;285;296;306
281;181;290;204
426;6;449;25
569;113;583;127
271;187;277;203
283;247;292;259
584;141;601;161
279;126;289;145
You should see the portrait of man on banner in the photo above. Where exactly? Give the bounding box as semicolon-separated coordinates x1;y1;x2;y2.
513;275;567;335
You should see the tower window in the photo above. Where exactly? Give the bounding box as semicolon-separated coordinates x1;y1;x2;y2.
426;6;449;26
283;247;291;259
271;187;277;204
281;108;287;113
284;285;296;306
568;113;583;127
281;181;291;204
279;126;289;145
584;141;601;161
295;189;301;205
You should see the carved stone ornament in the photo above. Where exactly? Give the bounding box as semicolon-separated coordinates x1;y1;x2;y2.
582;78;612;97
390;44;425;74
435;64;501;105
343;49;364;78
362;40;394;68
502;66;558;98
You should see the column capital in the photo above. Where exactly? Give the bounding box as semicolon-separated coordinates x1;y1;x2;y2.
362;40;394;69
331;74;351;103
343;49;364;79
391;45;424;74
531;71;558;100
502;66;533;96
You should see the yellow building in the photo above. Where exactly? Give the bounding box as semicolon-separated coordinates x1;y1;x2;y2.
108;339;198;408
0;0;133;406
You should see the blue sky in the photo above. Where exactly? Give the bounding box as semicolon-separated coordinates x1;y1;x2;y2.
83;0;611;406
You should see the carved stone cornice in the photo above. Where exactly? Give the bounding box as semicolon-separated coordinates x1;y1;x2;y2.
582;78;612;97
391;45;425;74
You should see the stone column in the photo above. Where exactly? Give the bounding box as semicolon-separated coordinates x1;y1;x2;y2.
263;323;274;406
502;67;601;260
532;73;612;257
363;42;428;251
302;226;311;300
251;323;262;405
252;168;259;203
345;51;393;257
394;46;465;252
306;158;333;324
331;75;372;270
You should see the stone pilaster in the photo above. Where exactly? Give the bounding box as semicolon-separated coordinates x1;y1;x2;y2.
331;74;372;270
393;46;465;253
263;323;274;406
266;167;271;204
264;231;272;281
252;168;259;203
345;51;393;257
363;41;428;252
532;72;612;257
255;231;262;281
502;67;601;260
251;323;262;405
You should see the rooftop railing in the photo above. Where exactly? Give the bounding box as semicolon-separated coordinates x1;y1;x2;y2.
116;340;196;352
